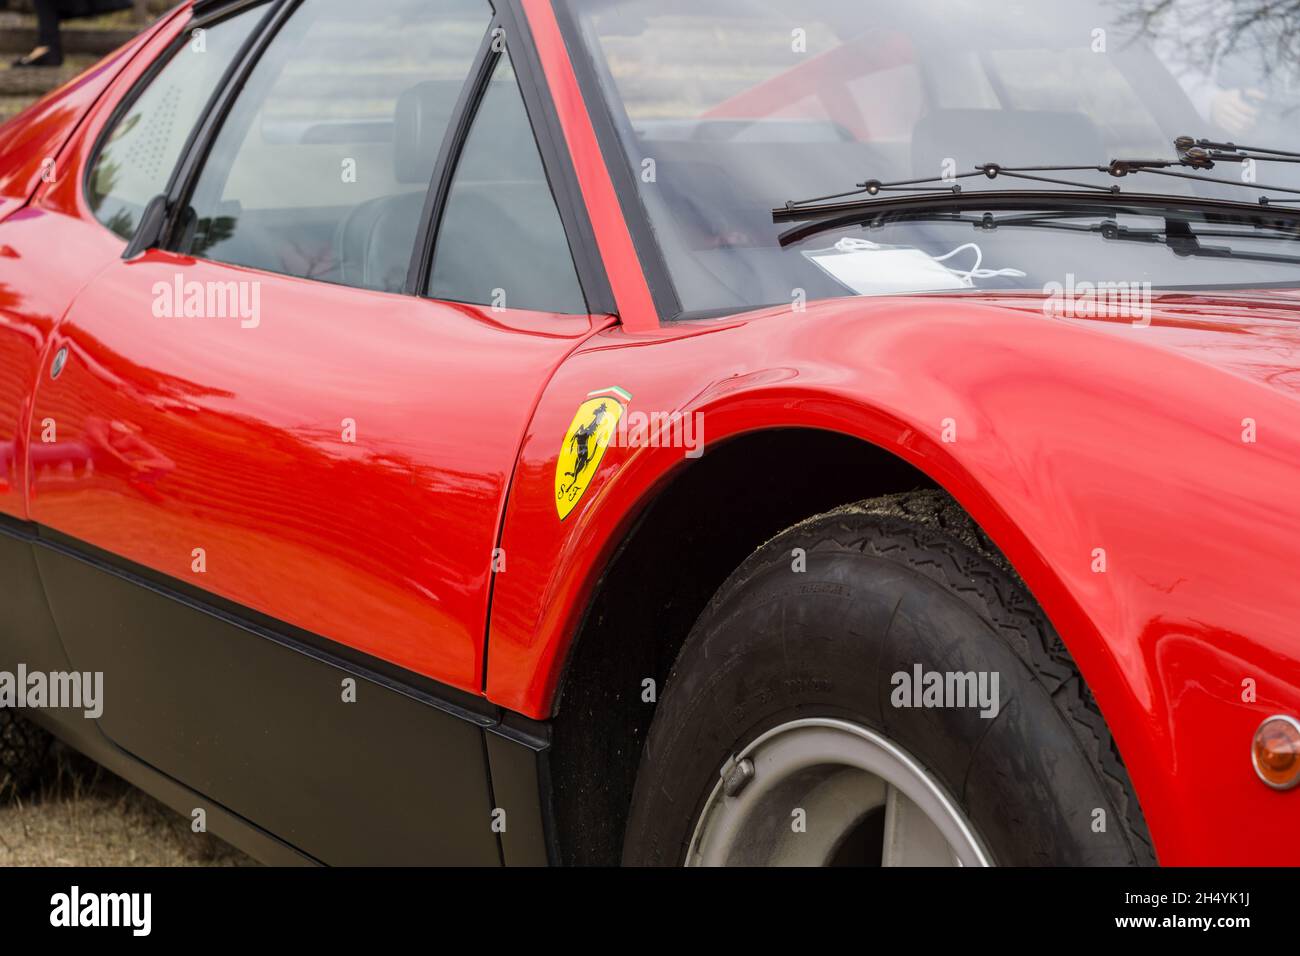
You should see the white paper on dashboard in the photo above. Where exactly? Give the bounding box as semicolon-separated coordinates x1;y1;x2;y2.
803;241;971;295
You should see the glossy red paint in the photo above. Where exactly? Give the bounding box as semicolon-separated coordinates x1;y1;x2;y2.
28;249;604;691
486;291;1300;865
0;9;185;519
0;0;1295;867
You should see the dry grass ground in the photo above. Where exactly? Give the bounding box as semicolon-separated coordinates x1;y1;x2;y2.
0;743;254;866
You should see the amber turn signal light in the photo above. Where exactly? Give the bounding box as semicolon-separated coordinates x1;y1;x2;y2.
1252;715;1300;790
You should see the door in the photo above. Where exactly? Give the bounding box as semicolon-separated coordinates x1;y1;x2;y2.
27;0;610;862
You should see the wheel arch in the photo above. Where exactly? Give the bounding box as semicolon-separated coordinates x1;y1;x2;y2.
545;426;933;864
490;407;1155;864
485;336;1191;862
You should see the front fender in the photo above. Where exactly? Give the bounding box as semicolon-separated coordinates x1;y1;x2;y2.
486;295;1300;865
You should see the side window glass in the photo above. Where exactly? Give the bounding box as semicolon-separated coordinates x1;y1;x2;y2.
427;55;587;314
176;0;491;293
87;8;263;240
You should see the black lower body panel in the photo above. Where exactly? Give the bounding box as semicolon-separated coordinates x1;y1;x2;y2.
0;518;555;866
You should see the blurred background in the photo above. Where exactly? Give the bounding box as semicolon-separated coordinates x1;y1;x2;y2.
0;0;176;123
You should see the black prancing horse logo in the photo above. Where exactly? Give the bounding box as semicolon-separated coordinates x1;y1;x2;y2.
563;401;609;490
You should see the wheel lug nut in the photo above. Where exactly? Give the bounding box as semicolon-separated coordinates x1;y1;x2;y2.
722;757;755;797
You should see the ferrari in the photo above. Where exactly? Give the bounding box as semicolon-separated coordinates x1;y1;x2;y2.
0;0;1298;866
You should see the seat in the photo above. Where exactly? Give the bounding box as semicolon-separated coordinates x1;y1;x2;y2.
334;80;464;292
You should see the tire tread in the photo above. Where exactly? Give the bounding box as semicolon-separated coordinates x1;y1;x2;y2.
755;490;1154;864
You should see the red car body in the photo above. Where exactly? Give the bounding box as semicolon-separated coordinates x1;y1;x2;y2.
0;0;1297;865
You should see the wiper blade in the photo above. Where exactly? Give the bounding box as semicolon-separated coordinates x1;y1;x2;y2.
775;190;1300;247
881;208;1300;239
892;210;1300;268
775;135;1300;226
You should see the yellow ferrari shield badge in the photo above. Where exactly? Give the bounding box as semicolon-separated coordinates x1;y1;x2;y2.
555;387;630;519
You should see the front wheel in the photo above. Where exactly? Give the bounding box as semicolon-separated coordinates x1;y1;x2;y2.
622;491;1154;866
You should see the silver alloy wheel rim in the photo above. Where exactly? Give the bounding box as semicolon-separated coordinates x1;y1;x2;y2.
686;717;992;867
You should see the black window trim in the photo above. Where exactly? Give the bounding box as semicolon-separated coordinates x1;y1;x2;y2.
156;0;300;252
404;15;503;298
108;0;615;315
439;0;615;315
82;0;277;249
406;2;615;316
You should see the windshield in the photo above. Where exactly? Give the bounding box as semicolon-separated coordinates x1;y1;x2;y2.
561;0;1300;314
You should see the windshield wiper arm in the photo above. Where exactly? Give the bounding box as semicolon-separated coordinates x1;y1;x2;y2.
775;135;1300;224
1175;135;1300;164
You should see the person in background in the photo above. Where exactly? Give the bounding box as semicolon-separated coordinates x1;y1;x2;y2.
13;0;134;68
1147;5;1267;138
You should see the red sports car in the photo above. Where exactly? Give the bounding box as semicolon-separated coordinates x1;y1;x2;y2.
0;0;1298;866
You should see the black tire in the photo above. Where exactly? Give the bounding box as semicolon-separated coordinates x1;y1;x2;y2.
0;708;52;801
623;490;1154;866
